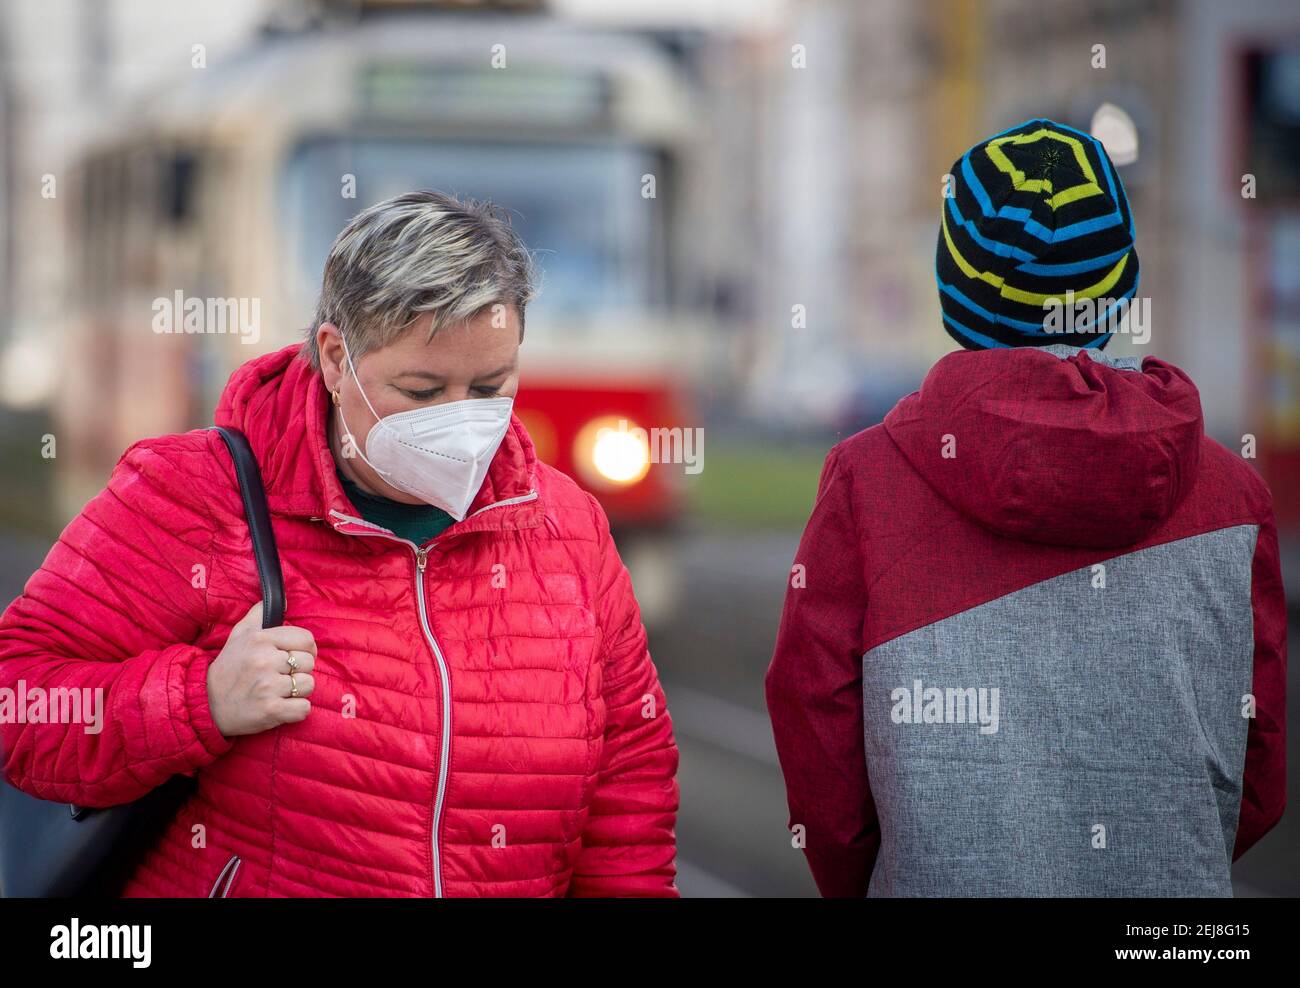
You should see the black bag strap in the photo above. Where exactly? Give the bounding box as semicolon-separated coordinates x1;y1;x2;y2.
210;426;285;629
56;427;284;841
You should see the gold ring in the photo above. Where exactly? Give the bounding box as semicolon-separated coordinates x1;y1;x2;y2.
286;651;299;672
289;673;298;698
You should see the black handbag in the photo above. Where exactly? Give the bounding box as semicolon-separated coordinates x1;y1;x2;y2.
0;426;284;897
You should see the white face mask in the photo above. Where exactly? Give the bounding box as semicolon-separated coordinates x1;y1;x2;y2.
335;337;514;521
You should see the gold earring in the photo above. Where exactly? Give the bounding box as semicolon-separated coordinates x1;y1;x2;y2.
331;389;341;407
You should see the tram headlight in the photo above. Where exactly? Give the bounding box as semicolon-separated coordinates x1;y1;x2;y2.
574;416;651;487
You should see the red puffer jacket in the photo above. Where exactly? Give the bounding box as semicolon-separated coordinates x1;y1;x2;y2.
0;344;679;897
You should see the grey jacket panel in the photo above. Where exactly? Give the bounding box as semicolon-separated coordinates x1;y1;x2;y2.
862;525;1258;897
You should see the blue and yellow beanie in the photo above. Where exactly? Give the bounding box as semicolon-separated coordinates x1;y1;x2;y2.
936;118;1139;350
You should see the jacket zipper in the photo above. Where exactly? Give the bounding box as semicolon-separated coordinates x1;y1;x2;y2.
327;491;536;898
413;542;449;898
208;855;242;898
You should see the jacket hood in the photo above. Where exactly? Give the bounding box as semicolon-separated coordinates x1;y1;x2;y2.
883;345;1204;549
213;343;541;534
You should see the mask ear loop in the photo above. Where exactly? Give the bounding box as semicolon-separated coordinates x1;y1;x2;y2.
335;334;396;480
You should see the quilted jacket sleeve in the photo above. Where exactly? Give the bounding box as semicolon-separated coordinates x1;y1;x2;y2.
566;493;679;897
765;444;878;897
1233;509;1287;859
0;434;234;808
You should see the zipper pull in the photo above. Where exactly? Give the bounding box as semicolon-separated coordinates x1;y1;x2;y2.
416;547;430;572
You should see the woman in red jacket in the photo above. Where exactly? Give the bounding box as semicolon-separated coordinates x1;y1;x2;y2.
0;190;679;897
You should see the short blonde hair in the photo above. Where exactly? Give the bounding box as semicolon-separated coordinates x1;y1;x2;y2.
305;189;536;368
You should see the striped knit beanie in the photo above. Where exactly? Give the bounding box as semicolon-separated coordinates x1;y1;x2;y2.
936;118;1139;350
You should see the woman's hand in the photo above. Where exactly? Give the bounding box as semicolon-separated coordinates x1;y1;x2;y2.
206;601;317;738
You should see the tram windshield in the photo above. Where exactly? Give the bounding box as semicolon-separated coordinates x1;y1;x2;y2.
281;137;668;327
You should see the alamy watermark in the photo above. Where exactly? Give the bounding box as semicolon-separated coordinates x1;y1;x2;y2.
1042;291;1150;345
50;919;150;968
0;681;104;734
890;678;1000;735
597;418;704;475
152;290;261;344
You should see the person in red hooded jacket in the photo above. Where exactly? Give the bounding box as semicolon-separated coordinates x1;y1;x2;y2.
766;120;1286;897
0;190;678;897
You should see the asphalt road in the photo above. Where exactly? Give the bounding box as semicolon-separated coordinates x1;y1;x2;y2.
641;527;816;897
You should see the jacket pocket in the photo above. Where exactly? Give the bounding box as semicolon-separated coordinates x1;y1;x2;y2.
207;855;242;898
